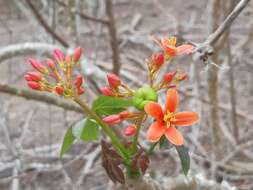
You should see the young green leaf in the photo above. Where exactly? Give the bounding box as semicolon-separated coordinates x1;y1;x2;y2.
60;125;75;158
81;119;99;141
92;95;133;116
72;119;86;139
175;145;190;176
72;118;99;142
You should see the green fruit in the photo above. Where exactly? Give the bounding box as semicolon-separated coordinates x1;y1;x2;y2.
133;86;158;110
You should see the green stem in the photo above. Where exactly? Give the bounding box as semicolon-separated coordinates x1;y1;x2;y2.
131;113;145;153
73;96;129;158
146;142;159;155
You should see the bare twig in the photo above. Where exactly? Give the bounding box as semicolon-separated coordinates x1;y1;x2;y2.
195;0;251;57
105;0;121;74
24;0;69;47
0;83;82;113
0;42;62;63
56;0;109;24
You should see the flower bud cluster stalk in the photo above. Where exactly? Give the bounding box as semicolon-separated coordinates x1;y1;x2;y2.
25;46;130;161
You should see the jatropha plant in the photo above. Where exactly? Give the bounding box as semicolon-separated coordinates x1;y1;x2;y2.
24;36;199;184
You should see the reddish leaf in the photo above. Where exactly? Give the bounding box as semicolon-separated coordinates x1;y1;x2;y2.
138;154;150;174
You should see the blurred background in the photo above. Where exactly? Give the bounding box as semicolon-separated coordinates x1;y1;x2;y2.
0;0;252;189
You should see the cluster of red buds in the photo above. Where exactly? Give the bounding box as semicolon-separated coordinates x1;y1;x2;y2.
100;73;134;97
25;47;85;98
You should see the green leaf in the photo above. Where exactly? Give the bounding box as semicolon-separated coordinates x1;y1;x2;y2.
81;119;99;141
92;95;133;116
60;125;75;158
72;118;99;142
175;145;190;176
72;119;86;139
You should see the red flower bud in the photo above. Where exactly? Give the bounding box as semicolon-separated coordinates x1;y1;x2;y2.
27;81;40;90
26;71;42;82
53;49;64;62
46;59;56;70
74;74;84;88
100;87;113;96
24;74;32;81
28;59;47;73
55;86;64;95
124;125;137;136
103;114;121;125
152;53;164;67
73;46;83;62
119;111;130;119
163;71;177;83
107;73;121;88
77;87;85;95
65;55;72;63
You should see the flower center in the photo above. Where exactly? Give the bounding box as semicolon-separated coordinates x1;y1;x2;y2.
163;112;176;128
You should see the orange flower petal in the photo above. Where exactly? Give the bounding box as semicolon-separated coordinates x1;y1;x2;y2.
176;44;194;55
166;89;179;113
163;45;177;56
173;112;199;126
144;102;164;121
160;38;177;56
165;126;184;145
147;121;166;142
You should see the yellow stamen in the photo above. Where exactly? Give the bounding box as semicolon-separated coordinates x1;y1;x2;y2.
163;112;176;128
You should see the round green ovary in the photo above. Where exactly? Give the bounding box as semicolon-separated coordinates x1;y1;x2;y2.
133;86;158;110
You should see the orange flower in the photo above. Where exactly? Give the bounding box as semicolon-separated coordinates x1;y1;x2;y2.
160;37;194;57
144;89;198;145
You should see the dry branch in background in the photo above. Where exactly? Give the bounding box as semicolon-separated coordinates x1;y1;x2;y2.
207;0;224;162
0;42;61;63
0;83;82;113
56;0;109;24
195;0;250;58
105;0;121;75
24;0;69;47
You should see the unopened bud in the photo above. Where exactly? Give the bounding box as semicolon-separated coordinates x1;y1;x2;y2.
65;55;72;63
119;111;130;119
27;71;42;82
46;59;56;70
73;46;83;62
124;125;137;136
163;71;177;83
24;74;32;81
103;114;121;125
100;87;113;96
27;81;40;90
55;86;64;95
28;59;47;73
53;49;64;63
152;53;164;68
107;73;121;88
77;87;85;95
74;74;84;88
